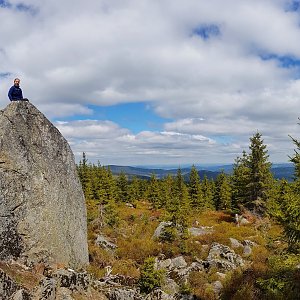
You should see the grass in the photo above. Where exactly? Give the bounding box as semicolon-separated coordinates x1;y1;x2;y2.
86;200;296;299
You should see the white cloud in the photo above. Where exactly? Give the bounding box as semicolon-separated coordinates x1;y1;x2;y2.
1;0;300;164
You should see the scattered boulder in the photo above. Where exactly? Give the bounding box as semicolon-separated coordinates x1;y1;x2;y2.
95;235;117;251
240;217;250;225
104;287;143;300
146;289;175;300
0;101;88;269
171;257;188;270
153;222;173;239
204;242;244;272
11;289;31;300
243;245;252;256
212;280;223;295
229;238;243;248
161;278;179;295
188;226;214;236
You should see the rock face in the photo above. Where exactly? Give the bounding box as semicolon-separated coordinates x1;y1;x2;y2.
0;101;88;269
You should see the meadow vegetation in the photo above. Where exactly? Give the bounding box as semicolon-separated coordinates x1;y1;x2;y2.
78;132;300;300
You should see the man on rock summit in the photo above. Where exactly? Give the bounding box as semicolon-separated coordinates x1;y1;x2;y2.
8;78;28;101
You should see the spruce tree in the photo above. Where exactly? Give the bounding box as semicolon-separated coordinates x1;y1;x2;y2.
147;174;162;209
215;171;232;210
231;151;250;209
246;132;273;211
188;165;204;209
116;171;129;203
167;168;189;228
202;175;215;209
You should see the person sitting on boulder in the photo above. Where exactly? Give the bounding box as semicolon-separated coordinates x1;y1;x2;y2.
8;78;28;101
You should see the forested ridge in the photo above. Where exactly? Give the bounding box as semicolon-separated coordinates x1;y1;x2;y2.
77;132;300;299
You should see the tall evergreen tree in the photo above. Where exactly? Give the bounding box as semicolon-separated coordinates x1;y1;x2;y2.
231;151;250;209
116;171;129;203
246;132;273;211
188;165;204;209
147;174;162;209
202;175;215;209
215;171;232;210
167;168;189;228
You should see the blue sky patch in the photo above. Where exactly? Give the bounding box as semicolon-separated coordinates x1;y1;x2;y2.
192;24;220;40
16;3;37;15
260;53;300;68
55;102;171;134
0;0;11;8
285;0;300;12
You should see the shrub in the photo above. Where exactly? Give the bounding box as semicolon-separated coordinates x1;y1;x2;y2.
139;257;164;294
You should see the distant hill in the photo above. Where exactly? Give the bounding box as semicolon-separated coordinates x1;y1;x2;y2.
107;163;295;181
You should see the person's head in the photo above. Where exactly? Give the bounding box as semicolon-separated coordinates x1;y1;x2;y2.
14;78;20;86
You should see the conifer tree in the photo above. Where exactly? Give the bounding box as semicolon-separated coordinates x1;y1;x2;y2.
289;134;300;179
167;168;189;228
246;132;273;211
202;175;215;209
161;174;173;210
129;176;141;203
214;171;232;210
116;171;129;202
231;151;250;209
147;174;162;209
188;165;204;209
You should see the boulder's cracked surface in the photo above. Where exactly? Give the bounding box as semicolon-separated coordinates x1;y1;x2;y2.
0;101;88;269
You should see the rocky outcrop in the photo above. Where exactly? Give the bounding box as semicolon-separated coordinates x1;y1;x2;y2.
0;101;88;269
203;242;244;271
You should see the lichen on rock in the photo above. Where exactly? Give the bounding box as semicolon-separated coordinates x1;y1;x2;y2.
0;101;88;269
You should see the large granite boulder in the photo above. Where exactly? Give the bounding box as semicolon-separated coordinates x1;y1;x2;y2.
0;101;88;269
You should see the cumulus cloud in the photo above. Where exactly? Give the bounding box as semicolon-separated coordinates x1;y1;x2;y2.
55;120;223;165
1;0;300;164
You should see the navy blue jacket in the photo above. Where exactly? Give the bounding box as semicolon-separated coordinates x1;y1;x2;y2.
8;85;23;101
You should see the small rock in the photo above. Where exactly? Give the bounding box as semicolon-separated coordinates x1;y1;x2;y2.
153;222;173;239
242;240;257;247
204;242;244;272
188;226;214;236
171;256;187;269
156;258;172;270
240;217;250;225
216;272;226;279
161;278;179;295
147;288;175;299
243;245;252;256
95;235;117;251
212;280;223;294
56;287;74;300
105;287;143;300
125;203;134;208
229;238;243;248
38;278;57;300
11;289;31;300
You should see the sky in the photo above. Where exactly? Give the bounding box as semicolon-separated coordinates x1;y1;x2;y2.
1;0;300;166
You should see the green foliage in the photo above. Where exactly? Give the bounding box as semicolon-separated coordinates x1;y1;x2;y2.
159;225;178;242
268;180;300;248
166;168;190;229
214;171;232;210
231;132;273;213
189;165;205;210
256;254;300;300
147;174;163;209
116;171;129;203
139;257;164;294
202;175;215;209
